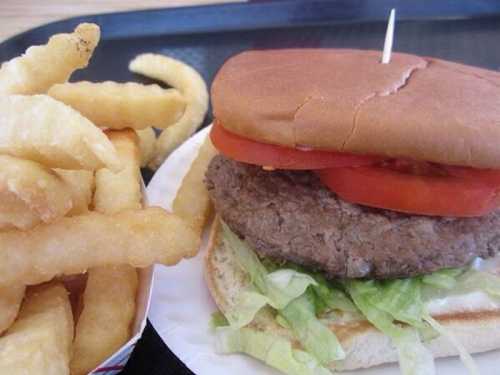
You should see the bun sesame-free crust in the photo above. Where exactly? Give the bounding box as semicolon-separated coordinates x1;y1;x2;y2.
212;49;500;168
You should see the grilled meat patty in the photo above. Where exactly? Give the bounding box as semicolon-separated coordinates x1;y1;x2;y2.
205;155;500;279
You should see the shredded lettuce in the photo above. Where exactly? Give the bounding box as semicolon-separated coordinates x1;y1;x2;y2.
222;222;317;309
215;327;333;375
310;273;358;314
221;222;268;291
222;222;344;363
281;290;346;363
225;289;270;328
346;280;436;375
394;329;436;375
422;268;464;289
423;267;500;304
211;311;229;329
424;314;479;375
456;270;500;297
344;281;398;335
369;278;426;328
226;270;318;328
276;314;291;330
223;221;317;327
265;269;318;309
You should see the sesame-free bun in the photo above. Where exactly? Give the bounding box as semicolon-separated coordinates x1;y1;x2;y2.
211;49;500;169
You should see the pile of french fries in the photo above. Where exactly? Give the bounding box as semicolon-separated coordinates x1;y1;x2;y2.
0;23;214;374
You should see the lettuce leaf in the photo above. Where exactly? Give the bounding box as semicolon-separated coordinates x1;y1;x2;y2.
210;311;229;329
222;222;344;363
394;329;436;375
310;273;358;314
221;222;268;291
222;222;317;309
266;269;318;309
215;327;333;375
423;267;500;304
424;314;479;375
223;223;318;327
226;270;318;328
281;290;346;363
225;289;271;328
422;268;464;289
345;280;406;337
456;270;500;297
346;280;436;375
369;278;426;328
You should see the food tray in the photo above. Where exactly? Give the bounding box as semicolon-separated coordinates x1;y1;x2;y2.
2;1;500;373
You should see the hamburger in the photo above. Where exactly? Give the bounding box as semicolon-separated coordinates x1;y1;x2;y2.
203;49;500;374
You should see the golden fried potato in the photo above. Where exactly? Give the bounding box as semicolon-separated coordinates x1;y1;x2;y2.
0;192;41;230
0;23;100;95
129;53;209;169
73;129;142;374
173;136;217;247
0;283;73;374
0;95;121;171
0;155;73;229
0;207;198;287
71;266;138;375
0;285;25;335
94;130;142;213
135;127;156;167
48;81;185;130
53;169;94;216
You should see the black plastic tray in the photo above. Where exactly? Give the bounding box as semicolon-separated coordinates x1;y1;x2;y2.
2;1;500;374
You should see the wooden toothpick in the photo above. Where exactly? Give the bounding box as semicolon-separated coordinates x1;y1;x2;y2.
381;8;396;64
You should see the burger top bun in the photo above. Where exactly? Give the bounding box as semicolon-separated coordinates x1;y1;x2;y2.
211;49;500;169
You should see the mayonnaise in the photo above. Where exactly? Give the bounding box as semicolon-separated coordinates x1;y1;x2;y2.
426;291;499;316
426;255;500;316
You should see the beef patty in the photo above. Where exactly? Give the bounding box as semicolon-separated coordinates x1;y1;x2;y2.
205;155;500;279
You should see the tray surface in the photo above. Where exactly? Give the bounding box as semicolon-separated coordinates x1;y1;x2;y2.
2;1;500;374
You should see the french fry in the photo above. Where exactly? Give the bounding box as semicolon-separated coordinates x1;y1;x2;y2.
0;285;25;335
0;23;100;95
129;53;209;169
94;130;142;213
53;169;94;216
71;266;138;375
0;283;73;374
135;127;156;167
72;129;141;374
0;192;41;230
0;207;198;287
0;155;73;229
48;81;186;130
173;136;217;248
0;95;121;171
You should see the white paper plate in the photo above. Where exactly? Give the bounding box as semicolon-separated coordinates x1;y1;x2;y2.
146;127;499;375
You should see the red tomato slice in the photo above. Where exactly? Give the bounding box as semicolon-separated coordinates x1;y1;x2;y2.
443;166;500;186
210;122;382;170
317;166;500;217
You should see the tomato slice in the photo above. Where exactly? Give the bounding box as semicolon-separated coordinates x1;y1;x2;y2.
443;166;500;187
317;166;500;217
210;122;382;170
